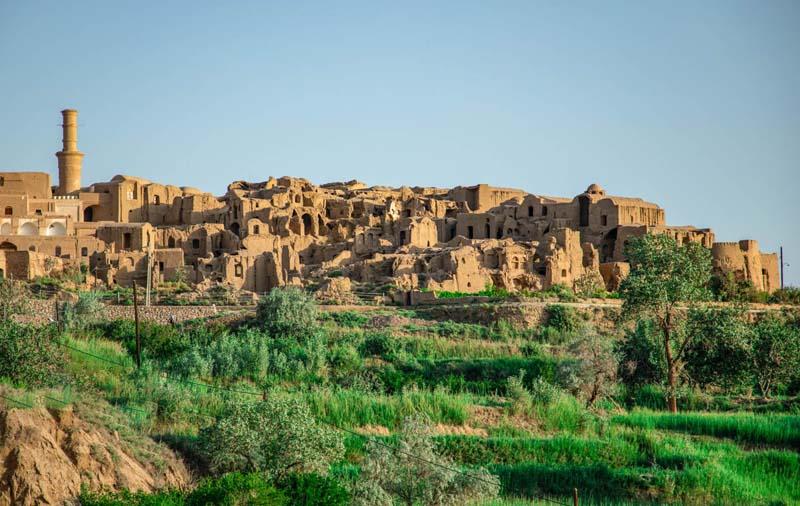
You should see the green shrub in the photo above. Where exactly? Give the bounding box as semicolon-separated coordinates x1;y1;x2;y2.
200;396;344;480
769;287;800;305
326;311;369;328
545;305;581;333
256;287;319;340
279;473;349;506
0;321;64;387
188;472;288;505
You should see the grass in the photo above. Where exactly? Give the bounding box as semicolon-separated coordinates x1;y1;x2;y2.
303;387;474;429
613;410;800;449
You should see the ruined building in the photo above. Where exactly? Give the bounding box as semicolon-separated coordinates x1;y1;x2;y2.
0;110;781;297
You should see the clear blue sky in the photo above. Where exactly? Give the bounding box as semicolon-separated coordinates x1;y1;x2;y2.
1;1;798;285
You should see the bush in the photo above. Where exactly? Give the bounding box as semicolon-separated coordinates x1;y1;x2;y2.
0;278;30;321
351;415;500;506
257;287;319;340
200;396;344;481
326;311;369;328
0;321;64;387
60;291;104;331
769;287;800;305
188;472;288;505
545;305;581;333
279;473;349;506
78;473;288;505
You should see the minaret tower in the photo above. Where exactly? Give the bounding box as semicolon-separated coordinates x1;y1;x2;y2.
55;109;83;195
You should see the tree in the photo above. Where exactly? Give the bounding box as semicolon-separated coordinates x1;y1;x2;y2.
0;278;30;321
256;287;319;340
200;396;344;481
750;313;800;398
567;333;619;407
682;305;753;391
352;415;500;506
619;234;712;412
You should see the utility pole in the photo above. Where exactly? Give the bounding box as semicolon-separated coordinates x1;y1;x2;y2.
145;248;152;307
780;246;784;290
133;280;141;369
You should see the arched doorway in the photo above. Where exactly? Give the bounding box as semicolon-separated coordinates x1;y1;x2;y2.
0;241;17;250
83;206;94;222
230;222;241;236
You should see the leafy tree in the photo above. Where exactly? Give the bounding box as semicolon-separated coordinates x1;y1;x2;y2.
616;318;665;388
352;415;500;506
200;396;344;481
750;313;800;398
682;305;753;390
0;278;30;321
619;234;712;412
256;287;319;340
567;333;619;406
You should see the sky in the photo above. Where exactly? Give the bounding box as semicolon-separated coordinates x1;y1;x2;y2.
1;1;798;285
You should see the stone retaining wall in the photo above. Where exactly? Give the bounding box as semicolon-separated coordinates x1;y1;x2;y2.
18;299;252;325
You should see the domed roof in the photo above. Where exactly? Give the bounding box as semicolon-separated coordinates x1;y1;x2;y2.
586;183;605;195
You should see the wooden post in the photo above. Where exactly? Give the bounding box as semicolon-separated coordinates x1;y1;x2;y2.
573;488;579;506
133;280;141;369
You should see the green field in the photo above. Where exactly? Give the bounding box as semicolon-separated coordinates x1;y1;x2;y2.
1;292;799;505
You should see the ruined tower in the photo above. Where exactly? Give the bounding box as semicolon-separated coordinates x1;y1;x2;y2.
55;109;83;195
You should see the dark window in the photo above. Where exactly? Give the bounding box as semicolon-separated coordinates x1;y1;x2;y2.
235;264;243;277
485;224;491;238
253;225;260;235
561;269;567;277
29;246;36;252
601;215;607;227
168;237;176;248
123;233;132;249
55;246;62;257
542;206;548;216
399;230;407;245
81;247;88;256
159;261;165;272
528;206;534;217
35;209;42;215
578;196;590;227
192;239;200;249
3;207;11;216
154;195;161;205
467;226;474;239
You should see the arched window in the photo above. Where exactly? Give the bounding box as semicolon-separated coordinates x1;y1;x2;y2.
4;207;12;216
0;242;17;250
253;225;260;235
168;237;176;248
81;247;88;256
55;246;62;257
154;195;161;205
230;222;240;236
